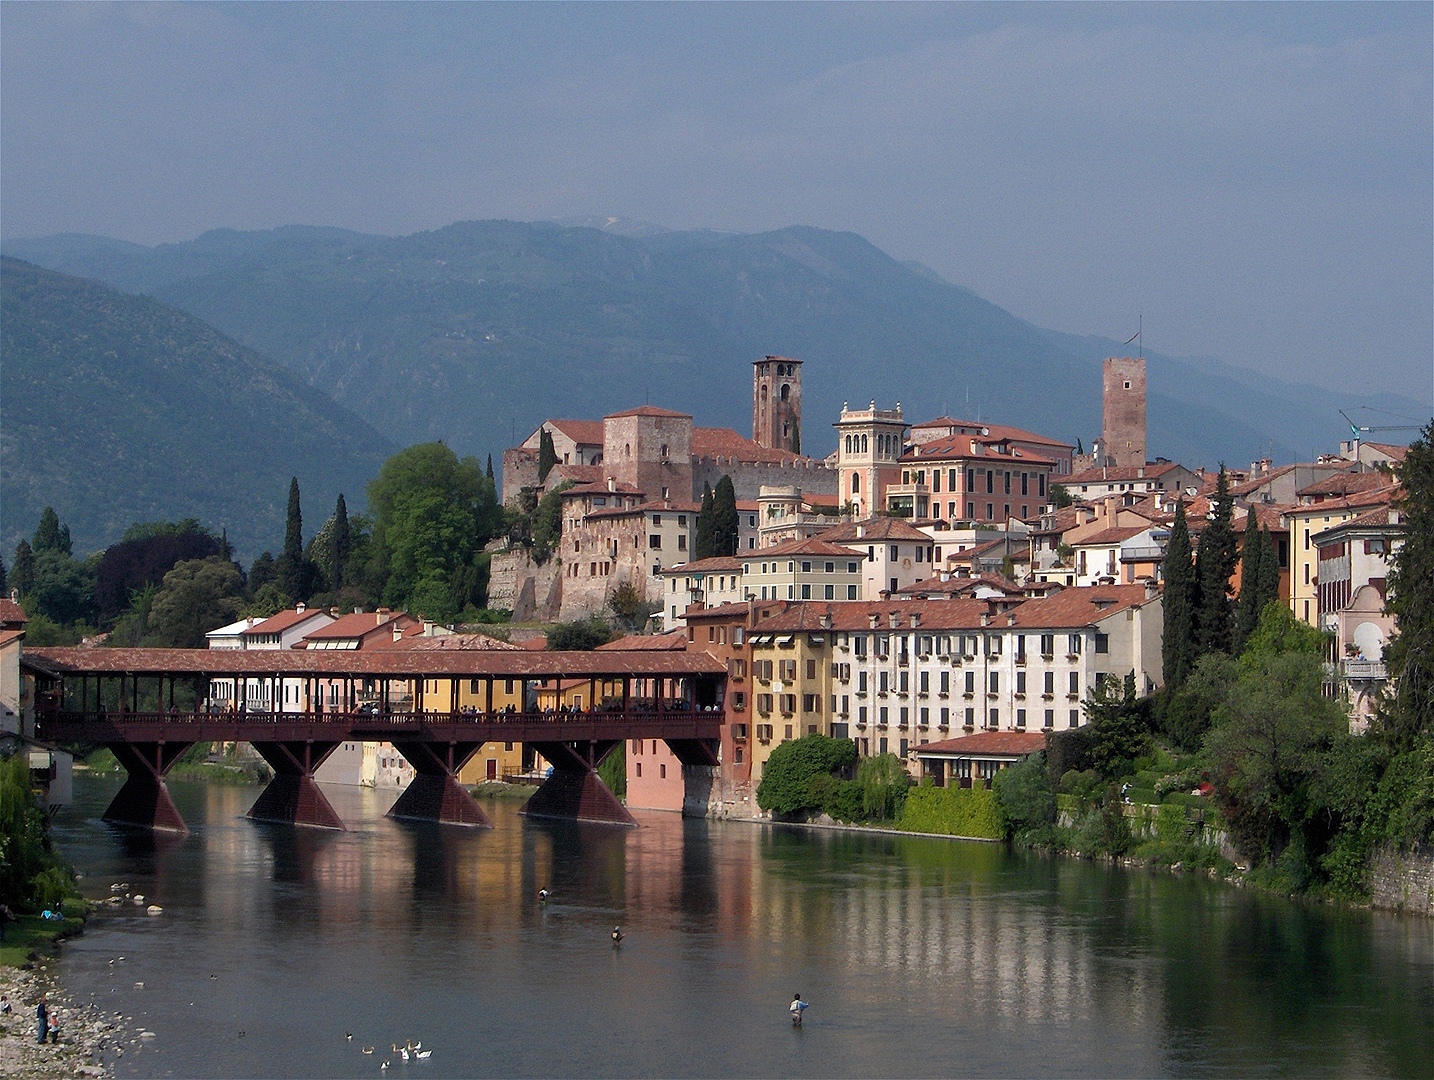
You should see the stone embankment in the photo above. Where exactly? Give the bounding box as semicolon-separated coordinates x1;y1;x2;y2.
0;960;146;1079
1370;845;1434;916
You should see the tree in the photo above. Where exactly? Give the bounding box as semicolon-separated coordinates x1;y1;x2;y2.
608;581;657;633
148;557;245;647
328;494;351;593
1162;501;1197;688
28;550;95;626
10;541;34;597
0;554;7;597
1196;467;1238;655
248;552;278;596
1082;671;1150;776
711;475;739;557
32;507;71;558
856;753;909;820
694;483;716;560
1235;511;1273;649
94;525;219;622
1049;483;1074;510
756;734;858;816
367;442;498;613
546;615;613;651
530;482;571;564
992;751;1056;838
486;454;495;482
537;428;558;484
1378;419;1434;750
276;477;318;602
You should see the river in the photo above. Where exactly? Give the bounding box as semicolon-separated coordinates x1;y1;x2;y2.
49;775;1433;1078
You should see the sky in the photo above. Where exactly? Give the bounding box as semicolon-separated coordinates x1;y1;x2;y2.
3;2;1431;403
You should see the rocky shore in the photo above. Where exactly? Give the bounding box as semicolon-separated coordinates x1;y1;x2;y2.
0;960;146;1079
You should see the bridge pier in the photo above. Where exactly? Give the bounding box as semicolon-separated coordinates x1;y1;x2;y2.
664;739;723;818
103;742;192;833
523;740;636;826
248;741;346;830
387;741;493;827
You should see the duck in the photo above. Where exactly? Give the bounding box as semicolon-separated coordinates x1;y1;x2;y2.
345;1032;353;1041
415;1049;432;1060
362;1047;375;1056
380;1060;390;1071
537;889;549;902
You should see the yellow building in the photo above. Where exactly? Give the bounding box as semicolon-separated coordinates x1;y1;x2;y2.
746;607;837;784
1286;486;1396;626
742;537;864;602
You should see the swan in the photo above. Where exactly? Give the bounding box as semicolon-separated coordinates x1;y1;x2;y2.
416;1050;432;1060
362;1047;374;1055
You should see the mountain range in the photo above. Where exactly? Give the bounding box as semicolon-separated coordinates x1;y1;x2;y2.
1;257;391;560
5;221;1424;557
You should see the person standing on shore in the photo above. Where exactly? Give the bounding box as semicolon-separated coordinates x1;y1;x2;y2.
36;995;47;1044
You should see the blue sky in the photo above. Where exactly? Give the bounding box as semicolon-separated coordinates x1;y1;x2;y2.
2;2;1430;400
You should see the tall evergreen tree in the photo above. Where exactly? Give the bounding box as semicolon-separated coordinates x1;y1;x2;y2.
0;554;7;597
1235;510;1265;648
1378;419;1434;749
328;494;351;592
32;507;71;557
694;483;716;560
537;428;558;484
1162;501;1197;688
278;477;312;601
1195;467;1238;655
486;454;495;482
712;476;740;557
10;541;35;598
284;478;304;564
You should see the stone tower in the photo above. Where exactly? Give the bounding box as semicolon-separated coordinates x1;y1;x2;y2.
1102;357;1146;469
833;401;908;519
753;356;803;454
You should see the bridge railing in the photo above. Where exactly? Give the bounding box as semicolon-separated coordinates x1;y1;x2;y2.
47;707;726;727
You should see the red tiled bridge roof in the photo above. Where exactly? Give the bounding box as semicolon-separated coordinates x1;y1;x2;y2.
27;647;725;679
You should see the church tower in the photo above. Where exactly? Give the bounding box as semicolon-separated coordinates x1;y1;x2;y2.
752;355;803;454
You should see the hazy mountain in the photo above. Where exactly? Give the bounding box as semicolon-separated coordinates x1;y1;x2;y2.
1;257;392;559
6;222;1424;475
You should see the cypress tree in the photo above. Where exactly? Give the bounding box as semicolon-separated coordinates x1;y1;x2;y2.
279;477;310;601
1162;501;1196;688
712;476;739;557
1235;509;1264;648
1378;419;1434;749
329;494;351;592
0;555;7;597
1255;526;1280;615
537;428;557;484
694;483;716;560
32;507;70;557
486;454;495;482
1195;467;1238;655
11;541;35;597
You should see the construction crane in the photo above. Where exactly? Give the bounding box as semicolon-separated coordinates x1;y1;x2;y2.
1338;409;1423;438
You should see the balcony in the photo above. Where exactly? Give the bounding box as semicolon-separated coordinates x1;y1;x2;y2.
897;655;909;667
1342;659;1388;681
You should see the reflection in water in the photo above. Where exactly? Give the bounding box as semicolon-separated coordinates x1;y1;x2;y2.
50;777;1434;1079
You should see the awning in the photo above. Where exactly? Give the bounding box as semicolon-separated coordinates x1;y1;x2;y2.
775;635;795;645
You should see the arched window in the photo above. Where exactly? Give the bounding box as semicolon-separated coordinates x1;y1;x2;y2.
625;443;631;458
861;434;868;453
760;385;768;404
780;384;789;401
852;473;861;494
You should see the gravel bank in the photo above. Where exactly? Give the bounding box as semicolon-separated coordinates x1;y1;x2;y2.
0;961;145;1079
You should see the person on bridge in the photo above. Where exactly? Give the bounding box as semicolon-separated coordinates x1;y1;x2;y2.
789;994;808;1026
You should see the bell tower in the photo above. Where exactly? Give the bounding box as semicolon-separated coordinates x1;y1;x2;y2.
752;355;803;454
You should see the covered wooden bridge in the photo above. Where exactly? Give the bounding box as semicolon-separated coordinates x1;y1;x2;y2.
25;646;726;833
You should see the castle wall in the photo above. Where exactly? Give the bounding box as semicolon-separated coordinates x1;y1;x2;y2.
605;413;694;501
1102;357;1147;470
692;456;838;503
501;448;540;506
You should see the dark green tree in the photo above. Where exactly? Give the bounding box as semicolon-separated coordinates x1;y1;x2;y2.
756;734;858;816
149;557;245;647
1378;419;1434;750
694;482;716;560
1196;467;1238;655
546;615;613;651
1235;511;1274;648
11;541;35;597
276;477;318;602
0;554;7;597
1048;483;1074;509
486;454;495;482
328;494;351;592
32;507;71;557
530;482;572;564
711;475;739;557
1162;501;1197;688
283;477;304;562
537;428;558;484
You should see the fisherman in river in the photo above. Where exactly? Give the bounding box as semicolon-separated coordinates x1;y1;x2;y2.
789;993;808;1026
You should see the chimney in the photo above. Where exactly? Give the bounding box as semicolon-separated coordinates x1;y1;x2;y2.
980;611;991;627
868;613;880;629
296;602;305;614
607;477;616;492
1145;578;1159;600
910;612;921;628
1006;613;1017;626
819;612;833;630
888;612;900;628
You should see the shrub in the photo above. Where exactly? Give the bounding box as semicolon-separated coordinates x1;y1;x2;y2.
756;734;858;816
992;752;1056;839
856;753;910;821
896;785;1002;839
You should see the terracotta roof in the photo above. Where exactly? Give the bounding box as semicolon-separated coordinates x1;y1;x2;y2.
1066;462;1186;485
604;405;692;419
1313;505;1404;538
0;629;25;648
596;632;689;651
546;464;603;486
686;602;764;620
244;607;332;637
1236;503;1295;533
663;557;743;575
1288;485;1400;516
895;573;1024;597
691;426;808;465
749;537;864;559
913;731;1047;757
905;434;1056;466
561;480;644;497
1032;506;1084;537
1297;470;1391;499
26;646;725;678
910;418;1074;449
1228;464;1302;496
1071;526;1151;547
1363;442;1409;462
0;599;28;625
544;419;605;445
584;506;647;520
818;517;931;543
302;611;415;642
752;598;998;633
1007;584;1155;629
373;632;520;652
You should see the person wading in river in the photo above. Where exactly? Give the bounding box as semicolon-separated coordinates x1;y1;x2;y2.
789;993;808;1026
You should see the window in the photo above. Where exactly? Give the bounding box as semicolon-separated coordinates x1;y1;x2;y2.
940;671;950;694
780;659;797;681
780;695;797;714
1016;671;1026;695
1016;708;1027;728
919;707;929;726
731;692;746;711
1044;709;1054;729
652;514;661;525
649;534;662;549
659;763;666;779
1069;672;1080;696
899;670;909;694
964;707;975;727
919;671;929;694
986;634;1002;656
801;585;811;599
988;672;999;694
858;671;868;692
1040;634;1055;656
677;535;687;551
825;585;836;600
1068;634;1082;655
879;706;889;725
1094;633;1109;654
1044;672;1055;695
940;707;949;726
636;762;642;777
879;671;889;693
899;706;909;728
1069;709;1080;728
964;671;976;694
803;694;820;713
879;737;889;754
802;561;813;573
988;708;999;727
806;659;817;680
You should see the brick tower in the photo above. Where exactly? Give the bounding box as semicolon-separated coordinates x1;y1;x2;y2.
1102;357;1146;469
753;356;803;454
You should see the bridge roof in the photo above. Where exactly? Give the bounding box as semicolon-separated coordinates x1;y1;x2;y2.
26;646;725;679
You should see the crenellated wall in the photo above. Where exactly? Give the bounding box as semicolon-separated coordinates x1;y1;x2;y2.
692;455;838;502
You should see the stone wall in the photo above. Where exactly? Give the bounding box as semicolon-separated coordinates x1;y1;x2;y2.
693;455;839;503
489;548;563;623
1369;845;1434;916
